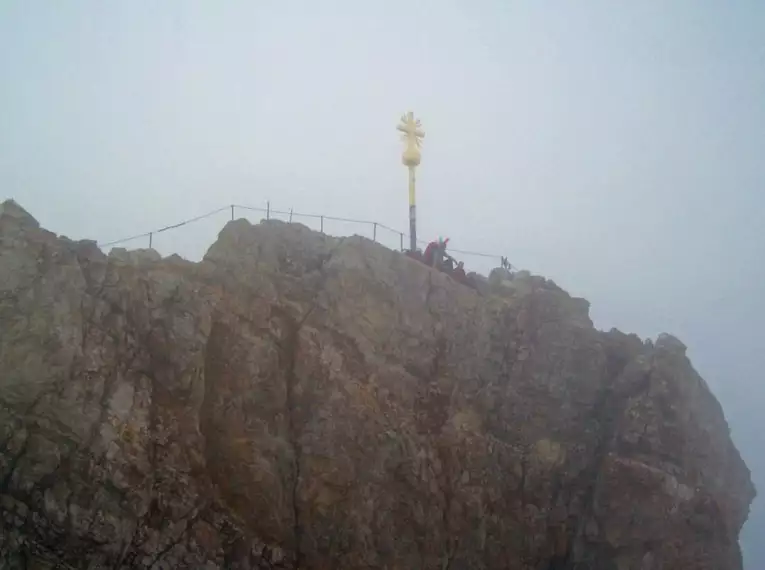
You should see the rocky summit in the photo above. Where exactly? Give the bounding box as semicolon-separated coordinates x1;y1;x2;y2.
0;199;755;569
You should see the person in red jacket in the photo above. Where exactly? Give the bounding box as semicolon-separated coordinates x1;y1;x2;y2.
423;237;449;268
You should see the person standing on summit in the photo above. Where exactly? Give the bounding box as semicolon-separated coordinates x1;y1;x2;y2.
423;237;449;268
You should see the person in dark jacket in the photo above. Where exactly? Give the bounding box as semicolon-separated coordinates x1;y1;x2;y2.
453;261;467;281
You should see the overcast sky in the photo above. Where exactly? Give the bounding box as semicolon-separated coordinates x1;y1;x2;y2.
1;1;763;566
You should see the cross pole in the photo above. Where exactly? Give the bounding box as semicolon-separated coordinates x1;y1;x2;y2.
397;111;424;252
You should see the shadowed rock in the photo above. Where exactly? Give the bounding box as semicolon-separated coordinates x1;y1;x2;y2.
0;200;755;569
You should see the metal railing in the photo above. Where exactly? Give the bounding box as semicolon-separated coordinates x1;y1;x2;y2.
98;202;513;269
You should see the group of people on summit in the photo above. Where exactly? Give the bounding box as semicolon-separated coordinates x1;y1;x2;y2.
409;237;512;290
414;236;471;286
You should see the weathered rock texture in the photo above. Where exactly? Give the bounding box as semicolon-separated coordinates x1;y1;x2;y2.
0;200;755;569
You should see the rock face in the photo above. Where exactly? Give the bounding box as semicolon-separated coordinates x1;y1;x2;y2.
0;200;755;569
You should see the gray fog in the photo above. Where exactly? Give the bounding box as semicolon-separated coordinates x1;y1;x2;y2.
1;1;763;566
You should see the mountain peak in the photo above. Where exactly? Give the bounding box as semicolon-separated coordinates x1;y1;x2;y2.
0;202;755;569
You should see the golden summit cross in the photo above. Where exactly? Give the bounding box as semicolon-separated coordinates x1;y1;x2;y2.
397;111;424;252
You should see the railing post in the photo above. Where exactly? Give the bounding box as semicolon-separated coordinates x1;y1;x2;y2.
230;205;234;220
373;222;377;242
149;232;153;249
320;216;324;233
400;232;404;252
289;208;293;223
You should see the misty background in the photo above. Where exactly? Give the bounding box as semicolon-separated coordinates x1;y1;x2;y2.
1;1;763;566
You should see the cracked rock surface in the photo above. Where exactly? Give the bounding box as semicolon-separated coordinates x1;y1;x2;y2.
0;200;755;569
